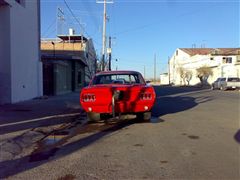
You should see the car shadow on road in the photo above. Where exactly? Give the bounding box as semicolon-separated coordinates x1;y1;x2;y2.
152;95;213;118
153;85;210;97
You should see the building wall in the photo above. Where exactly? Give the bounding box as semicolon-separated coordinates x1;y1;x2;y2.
160;74;169;85
41;39;97;85
54;61;72;95
75;61;85;90
85;39;97;83
0;4;11;103
0;0;42;104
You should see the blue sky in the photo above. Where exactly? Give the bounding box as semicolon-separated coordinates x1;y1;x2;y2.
41;0;239;78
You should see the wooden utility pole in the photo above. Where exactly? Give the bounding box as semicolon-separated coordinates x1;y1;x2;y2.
97;0;113;71
154;53;156;83
144;65;146;79
168;56;170;85
108;36;112;70
101;0;107;71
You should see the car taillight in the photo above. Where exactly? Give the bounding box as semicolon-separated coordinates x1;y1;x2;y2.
82;94;96;102
140;92;152;100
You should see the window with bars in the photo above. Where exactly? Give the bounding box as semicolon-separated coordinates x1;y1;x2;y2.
222;57;232;64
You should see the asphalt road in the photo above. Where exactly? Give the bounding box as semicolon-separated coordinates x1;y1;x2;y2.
2;86;240;179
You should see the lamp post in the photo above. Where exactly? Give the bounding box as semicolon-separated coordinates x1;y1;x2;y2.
51;41;55;59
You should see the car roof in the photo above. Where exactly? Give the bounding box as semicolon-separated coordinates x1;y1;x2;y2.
95;70;141;75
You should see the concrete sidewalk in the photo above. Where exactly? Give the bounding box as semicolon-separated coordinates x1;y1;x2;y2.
0;92;82;133
0;92;83;161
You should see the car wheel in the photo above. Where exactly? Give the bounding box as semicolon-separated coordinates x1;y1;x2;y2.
220;85;227;91
87;112;100;122
136;112;151;121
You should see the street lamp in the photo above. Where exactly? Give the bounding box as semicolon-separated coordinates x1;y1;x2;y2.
51;41;55;59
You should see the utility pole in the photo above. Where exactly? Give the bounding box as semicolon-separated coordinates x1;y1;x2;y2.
144;65;146;79
108;36;112;71
168;56;170;85
115;59;118;70
154;53;156;83
97;0;113;71
101;0;107;71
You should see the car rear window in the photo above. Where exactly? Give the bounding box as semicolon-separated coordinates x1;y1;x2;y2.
92;73;145;85
227;78;240;82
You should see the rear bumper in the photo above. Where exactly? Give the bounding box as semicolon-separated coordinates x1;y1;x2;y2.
82;101;154;114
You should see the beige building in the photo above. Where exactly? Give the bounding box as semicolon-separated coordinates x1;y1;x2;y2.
0;0;42;104
41;34;97;95
169;48;240;86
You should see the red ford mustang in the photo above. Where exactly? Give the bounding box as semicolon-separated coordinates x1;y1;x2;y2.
80;71;156;121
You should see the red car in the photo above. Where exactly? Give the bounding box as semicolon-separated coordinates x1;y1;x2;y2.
80;71;156;121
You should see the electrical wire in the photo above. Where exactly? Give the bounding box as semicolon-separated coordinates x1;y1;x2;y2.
63;0;102;47
42;18;56;37
63;0;90;37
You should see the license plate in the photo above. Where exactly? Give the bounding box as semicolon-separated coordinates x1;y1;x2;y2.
232;86;236;88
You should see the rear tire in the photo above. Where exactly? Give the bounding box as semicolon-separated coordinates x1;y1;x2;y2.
220;85;227;91
87;112;100;122
136;112;151;121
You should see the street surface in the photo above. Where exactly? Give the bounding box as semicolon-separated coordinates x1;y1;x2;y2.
1;86;239;179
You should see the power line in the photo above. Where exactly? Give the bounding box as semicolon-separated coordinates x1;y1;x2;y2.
63;0;90;37
42;18;56;37
63;0;102;48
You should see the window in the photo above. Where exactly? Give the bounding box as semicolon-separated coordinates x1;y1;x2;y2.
222;57;232;63
176;50;178;56
77;71;82;85
237;55;240;62
226;57;232;63
92;73;144;85
227;78;240;82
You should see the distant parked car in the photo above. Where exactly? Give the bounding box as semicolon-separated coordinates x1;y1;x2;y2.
80;71;156;121
212;77;240;90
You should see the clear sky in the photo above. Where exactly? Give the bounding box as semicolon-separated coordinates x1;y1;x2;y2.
41;0;239;78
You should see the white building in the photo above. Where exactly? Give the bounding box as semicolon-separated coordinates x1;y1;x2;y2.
169;48;240;86
0;0;42;104
160;73;169;85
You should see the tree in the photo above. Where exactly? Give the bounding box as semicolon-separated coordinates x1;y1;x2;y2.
196;66;213;86
178;67;186;85
185;71;193;85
